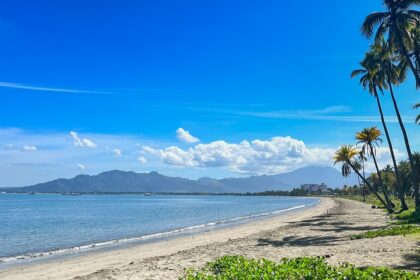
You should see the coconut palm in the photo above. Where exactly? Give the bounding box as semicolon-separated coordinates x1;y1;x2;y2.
334;145;391;212
352;45;409;210
356;127;394;211
415;103;420;124
361;0;420;87
373;40;417;210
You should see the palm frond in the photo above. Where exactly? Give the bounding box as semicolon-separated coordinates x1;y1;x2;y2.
351;69;366;78
401;0;420;10
375;21;390;44
362;12;389;38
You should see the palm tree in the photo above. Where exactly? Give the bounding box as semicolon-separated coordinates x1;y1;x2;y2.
361;0;420;87
352;44;409;210
415;103;420;124
373;40;417;210
356;127;394;211
334;145;391;212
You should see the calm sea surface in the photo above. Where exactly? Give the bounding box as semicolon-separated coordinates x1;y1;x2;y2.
0;194;319;263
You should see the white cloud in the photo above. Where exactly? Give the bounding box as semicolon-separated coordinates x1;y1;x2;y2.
143;136;336;175
176;128;200;143
113;148;122;157
138;156;147;164
77;163;85;170
22;145;37;151
0;81;111;95
69;131;97;149
209;105;413;124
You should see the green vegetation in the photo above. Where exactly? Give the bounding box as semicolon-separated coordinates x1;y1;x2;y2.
350;225;420;240
182;256;420;280
338;0;420;214
394;208;420;224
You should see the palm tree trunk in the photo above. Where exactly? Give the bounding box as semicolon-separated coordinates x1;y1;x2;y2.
362;160;367;202
388;82;415;210
369;142;394;212
372;88;395;209
349;161;392;213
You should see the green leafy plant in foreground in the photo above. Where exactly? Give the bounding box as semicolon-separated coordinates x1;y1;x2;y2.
182;256;420;279
350;225;420;240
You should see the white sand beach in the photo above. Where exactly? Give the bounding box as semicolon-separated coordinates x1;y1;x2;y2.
0;198;418;280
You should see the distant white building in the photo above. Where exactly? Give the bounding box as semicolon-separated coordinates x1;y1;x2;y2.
301;183;328;193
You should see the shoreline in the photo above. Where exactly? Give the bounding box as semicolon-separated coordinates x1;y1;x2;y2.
0;197;319;268
0;198;328;280
2;197;418;279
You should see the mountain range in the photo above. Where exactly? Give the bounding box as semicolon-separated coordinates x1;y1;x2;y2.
1;166;358;194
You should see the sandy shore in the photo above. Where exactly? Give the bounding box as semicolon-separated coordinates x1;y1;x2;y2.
1;198;419;279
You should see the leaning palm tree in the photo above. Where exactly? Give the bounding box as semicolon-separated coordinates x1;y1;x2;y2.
334;145;391;212
362;0;420;87
352;45;409;210
415;103;420;124
373;41;412;210
356;127;394;211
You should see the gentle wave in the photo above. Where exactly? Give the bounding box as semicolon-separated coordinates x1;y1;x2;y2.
0;202;315;264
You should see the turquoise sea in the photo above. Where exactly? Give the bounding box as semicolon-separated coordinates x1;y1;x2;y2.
0;194;319;265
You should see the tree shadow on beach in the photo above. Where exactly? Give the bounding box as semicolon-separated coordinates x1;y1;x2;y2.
287;213;384;233
286;200;385;233
397;244;420;272
257;235;342;247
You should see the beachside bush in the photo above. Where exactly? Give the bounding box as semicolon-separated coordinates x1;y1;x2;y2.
393;208;420;225
181;256;420;279
350;225;420;240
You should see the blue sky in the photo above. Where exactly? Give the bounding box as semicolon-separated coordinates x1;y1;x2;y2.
0;1;419;187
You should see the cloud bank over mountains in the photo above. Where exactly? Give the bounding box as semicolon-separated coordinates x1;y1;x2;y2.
0;127;405;187
143;137;335;174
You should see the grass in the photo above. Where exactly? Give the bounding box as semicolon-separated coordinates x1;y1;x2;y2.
182;256;420;279
350;225;420;240
394;208;420;224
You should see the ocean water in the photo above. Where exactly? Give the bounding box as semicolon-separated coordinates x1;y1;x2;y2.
0;194;319;264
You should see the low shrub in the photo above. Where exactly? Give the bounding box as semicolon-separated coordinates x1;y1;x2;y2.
350;225;420;240
182;256;420;279
393;209;420;224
